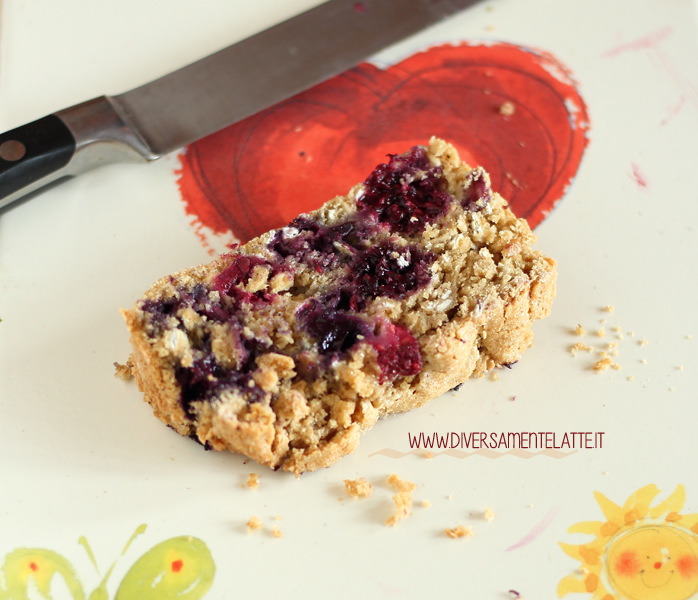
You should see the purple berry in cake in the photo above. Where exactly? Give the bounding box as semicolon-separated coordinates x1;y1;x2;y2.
357;146;452;234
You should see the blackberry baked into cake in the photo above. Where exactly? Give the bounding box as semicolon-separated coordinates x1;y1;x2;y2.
122;138;556;475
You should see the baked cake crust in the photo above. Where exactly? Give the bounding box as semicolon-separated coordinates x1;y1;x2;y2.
122;138;556;475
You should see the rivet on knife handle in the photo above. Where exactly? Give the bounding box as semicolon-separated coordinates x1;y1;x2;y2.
0;115;75;206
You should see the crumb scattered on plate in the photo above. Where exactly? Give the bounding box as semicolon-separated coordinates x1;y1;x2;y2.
344;478;372;499
593;357;613;373
571;342;594;356
247;516;262;532
422;500;431;508
484;507;495;521
246;473;259;490
575;324;586;336
272;526;282;538
445;525;474;539
386;474;416;527
113;360;134;381
499;101;515;116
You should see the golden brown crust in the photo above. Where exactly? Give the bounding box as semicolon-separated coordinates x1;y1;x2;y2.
122;137;556;476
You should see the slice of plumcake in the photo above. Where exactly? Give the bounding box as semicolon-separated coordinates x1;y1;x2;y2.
122;137;556;475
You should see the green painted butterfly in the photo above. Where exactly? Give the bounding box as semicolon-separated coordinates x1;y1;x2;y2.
0;525;215;600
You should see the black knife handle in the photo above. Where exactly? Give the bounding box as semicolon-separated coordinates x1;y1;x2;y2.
0;97;159;211
0;115;76;201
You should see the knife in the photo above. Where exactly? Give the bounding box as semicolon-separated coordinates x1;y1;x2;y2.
0;0;480;211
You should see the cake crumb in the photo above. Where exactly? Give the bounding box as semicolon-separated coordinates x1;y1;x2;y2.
499;101;516;116
490;371;499;381
613;326;621;332
386;474;416;526
275;515;282;520
422;500;431;508
571;342;594;355
344;478;372;499
484;507;495;521
603;471;609;475
611;362;621;370
628;376;634;381
628;331;635;337
593;357;613;373
272;526;283;538
445;525;474;539
669;387;675;392
639;338;648;346
246;473;259;490
641;359;647;364
505;172;521;188
247;516;263;532
678;365;684;371
113;359;134;381
605;305;614;312
597;328;605;338
574;324;586;336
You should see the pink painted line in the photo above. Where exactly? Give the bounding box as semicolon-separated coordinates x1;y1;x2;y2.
631;162;648;188
602;26;673;58
661;96;685;126
505;506;560;552
602;25;698;113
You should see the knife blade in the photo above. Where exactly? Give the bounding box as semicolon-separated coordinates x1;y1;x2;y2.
0;0;481;210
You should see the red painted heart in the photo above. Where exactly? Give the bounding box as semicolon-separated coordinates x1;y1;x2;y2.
177;42;589;245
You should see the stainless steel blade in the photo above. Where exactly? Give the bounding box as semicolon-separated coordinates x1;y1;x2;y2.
110;0;481;157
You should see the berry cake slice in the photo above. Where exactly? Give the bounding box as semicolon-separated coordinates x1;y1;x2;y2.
122;138;556;475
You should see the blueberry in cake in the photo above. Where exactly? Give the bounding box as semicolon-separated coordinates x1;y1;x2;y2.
122;138;556;475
